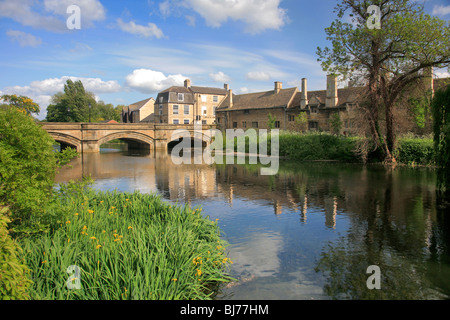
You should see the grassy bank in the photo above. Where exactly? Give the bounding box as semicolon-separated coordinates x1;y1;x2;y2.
18;180;233;300
220;130;435;166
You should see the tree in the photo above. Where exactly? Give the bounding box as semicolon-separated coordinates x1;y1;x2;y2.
317;0;450;164
295;112;308;132
46;80;96;122
1;94;40;115
268;113;277;129
432;84;450;194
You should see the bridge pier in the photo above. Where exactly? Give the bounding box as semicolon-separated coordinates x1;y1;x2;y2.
82;141;100;153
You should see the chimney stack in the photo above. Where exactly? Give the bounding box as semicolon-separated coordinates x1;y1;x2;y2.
228;89;233;108
184;79;191;88
274;81;282;94
224;83;229;91
300;78;308;108
326;74;338;108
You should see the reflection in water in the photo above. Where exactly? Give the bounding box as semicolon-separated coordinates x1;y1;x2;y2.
55;144;450;300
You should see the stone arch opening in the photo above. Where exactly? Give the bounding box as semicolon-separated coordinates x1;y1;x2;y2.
167;130;212;151
48;132;81;152
97;132;154;152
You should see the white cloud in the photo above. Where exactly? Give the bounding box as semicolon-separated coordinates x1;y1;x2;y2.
125;69;186;93
246;71;271;81
117;18;164;39
6;30;42;47
432;5;450;16
161;0;288;34
209;71;231;83
0;0;105;32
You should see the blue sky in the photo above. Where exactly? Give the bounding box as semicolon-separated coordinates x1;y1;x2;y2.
1;0;449;120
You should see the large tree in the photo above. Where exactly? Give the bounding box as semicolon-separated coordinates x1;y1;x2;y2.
46;79;96;122
317;0;450;163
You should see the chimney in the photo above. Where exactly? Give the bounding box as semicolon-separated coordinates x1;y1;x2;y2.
274;81;282;94
224;83;229;91
423;66;434;96
228;89;233;108
326;74;338;108
300;78;308;108
184;79;191;88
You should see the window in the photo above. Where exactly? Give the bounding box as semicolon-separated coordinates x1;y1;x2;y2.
213;96;218;102
173;105;179;115
173;119;179;125
288;115;295;121
244;110;250;115
243;121;247;128
178;93;184;101
202;106;207;116
252;121;258;128
275;121;281;128
217;117;221;123
159;96;163;103
310;106;318;114
201;95;207;102
184;105;190;115
233;122;238;128
159;105;163;115
184;119;190;124
309;121;318;130
202;120;207;125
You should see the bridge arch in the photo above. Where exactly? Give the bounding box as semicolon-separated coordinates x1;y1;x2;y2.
97;131;155;150
167;129;213;149
48;132;82;152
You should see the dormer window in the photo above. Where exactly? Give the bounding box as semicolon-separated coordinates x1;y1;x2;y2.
178;93;184;101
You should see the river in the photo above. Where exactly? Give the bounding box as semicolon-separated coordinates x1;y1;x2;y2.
54;143;450;300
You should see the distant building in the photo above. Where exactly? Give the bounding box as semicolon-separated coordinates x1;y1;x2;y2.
121;97;155;123
155;79;228;125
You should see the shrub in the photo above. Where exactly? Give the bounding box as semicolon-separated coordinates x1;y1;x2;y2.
0;207;32;300
0;107;61;234
396;138;435;165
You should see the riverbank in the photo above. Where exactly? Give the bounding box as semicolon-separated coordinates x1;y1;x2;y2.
17;179;234;300
222;131;435;166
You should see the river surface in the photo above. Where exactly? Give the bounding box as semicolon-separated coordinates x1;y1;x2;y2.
55;143;450;300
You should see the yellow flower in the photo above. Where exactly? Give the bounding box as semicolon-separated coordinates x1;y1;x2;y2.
96;245;102;249
100;201;104;204
74;213;79;216
88;209;94;214
41;260;47;264
68;238;70;243
90;236;96;240
111;207;116;209
172;278;178;282
102;230;106;233
82;225;87;230
196;269;202;276
128;226;133;230
66;221;71;224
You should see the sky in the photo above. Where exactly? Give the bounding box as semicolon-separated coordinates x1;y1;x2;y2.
0;0;449;120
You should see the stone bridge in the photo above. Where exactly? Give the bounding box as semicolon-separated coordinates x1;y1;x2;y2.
41;123;216;153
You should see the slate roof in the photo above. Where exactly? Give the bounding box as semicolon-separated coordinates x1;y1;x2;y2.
217;87;298;111
128;98;154;111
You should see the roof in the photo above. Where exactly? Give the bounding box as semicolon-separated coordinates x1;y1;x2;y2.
128;98;154;111
291;86;365;108
217;87;298;111
190;86;228;95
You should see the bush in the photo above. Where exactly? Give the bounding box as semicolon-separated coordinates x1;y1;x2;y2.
0;207;32;300
278;131;361;162
396;138;435;165
0;107;61;234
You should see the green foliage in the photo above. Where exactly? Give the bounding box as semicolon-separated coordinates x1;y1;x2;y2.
1;95;40;115
396;137;435;166
0;207;33;300
409;91;433;130
294;113;308;132
267;113;276;130
329;112;343;135
19;182;234;300
432;84;450;191
278;131;361;162
46;80;123;123
46;80;96;122
0;107;60;234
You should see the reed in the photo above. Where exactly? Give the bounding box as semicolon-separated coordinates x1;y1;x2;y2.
19;183;233;300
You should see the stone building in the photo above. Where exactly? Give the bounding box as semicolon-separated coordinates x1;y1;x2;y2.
154;79;228;125
121;97;155;123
